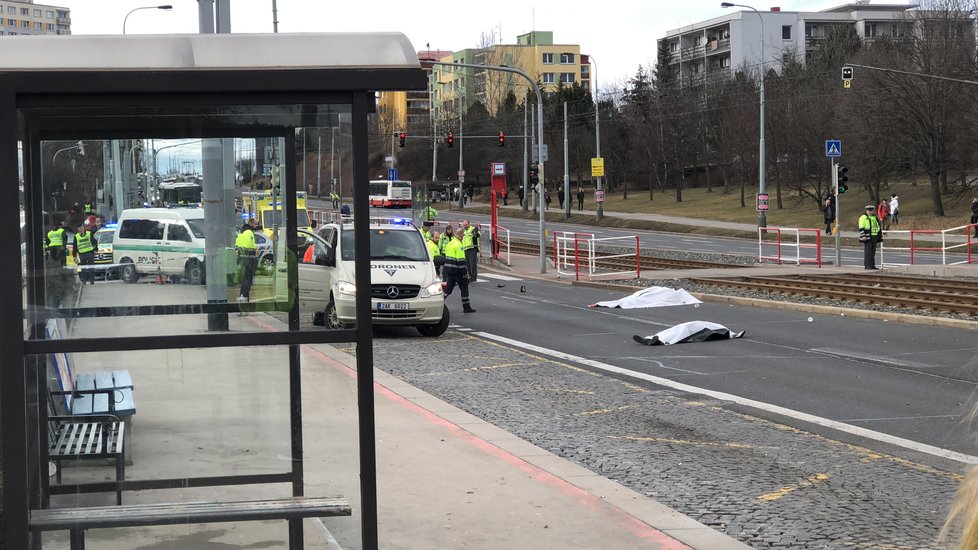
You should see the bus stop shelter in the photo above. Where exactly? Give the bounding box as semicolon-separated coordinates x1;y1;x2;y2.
0;32;426;549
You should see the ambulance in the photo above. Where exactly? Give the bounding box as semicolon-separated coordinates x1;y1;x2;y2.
240;191;311;233
284;218;448;337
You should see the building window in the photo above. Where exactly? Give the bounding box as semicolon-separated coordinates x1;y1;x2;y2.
720;56;731;68
542;53;553;64
46;23;52;30
805;24;817;37
542;73;555;84
46;10;53;18
34;21;41;29
20;7;27;15
33;9;40;16
5;19;11;26
21;20;27;27
581;65;590;75
865;23;877;38
782;25;791;39
559;73;575;84
559;53;574;64
6;7;13;14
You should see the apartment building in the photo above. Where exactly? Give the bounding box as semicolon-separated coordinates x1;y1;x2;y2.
377;50;452;133
0;0;70;36
657;2;917;84
432;31;587;116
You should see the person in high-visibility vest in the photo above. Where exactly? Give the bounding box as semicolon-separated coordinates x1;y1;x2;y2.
330;192;340;209
858;205;882;270
46;222;66;265
84;201;93;216
422;205;438;221
73;223;96;285
461;220;480;282
236;218;259;302
443;227;475;313
426;230;444;269
439;225;454;255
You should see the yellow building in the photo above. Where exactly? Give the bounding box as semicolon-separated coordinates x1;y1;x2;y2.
433;32;587;116
377;49;452;135
0;0;70;36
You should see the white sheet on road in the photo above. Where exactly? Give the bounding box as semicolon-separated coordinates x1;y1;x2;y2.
590;286;702;309
633;320;746;346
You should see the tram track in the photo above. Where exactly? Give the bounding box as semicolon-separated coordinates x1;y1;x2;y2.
689;273;978;317
508;239;742;271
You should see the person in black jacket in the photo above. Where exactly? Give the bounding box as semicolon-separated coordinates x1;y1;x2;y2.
823;198;835;235
970;197;978;237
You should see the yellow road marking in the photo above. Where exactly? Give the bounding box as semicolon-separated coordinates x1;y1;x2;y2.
580;405;631;416
757;473;830;502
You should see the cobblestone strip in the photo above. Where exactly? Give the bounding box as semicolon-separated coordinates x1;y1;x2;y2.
348;332;963;549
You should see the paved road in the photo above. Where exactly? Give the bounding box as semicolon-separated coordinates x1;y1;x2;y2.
342;272;973;548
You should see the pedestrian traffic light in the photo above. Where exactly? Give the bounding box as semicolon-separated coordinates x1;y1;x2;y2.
498;132;505;147
529;163;539;185
842;66;853;81
447;132;454;148
399;132;406;148
837;165;848;194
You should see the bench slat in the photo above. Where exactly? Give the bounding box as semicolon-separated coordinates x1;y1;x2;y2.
112;388;136;416
75;373;95;391
30;496;351;531
70;394;94;415
94;372;114;389
112;370;134;389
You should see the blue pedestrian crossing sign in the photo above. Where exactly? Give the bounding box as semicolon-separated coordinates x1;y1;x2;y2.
388;168;398;181
825;140;842;158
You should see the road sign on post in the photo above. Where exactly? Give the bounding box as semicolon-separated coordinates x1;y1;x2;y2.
594;190;605;203
591;157;605;177
756;193;770;211
825;140;842;158
532;144;549;163
388;168;398;181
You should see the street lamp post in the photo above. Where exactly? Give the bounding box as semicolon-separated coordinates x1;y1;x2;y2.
123;5;172;34
589;55;603;221
721;2;766;228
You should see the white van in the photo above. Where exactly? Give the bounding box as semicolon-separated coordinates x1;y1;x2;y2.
113;208;206;284
290;219;448;337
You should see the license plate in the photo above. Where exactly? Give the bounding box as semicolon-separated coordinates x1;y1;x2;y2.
377;302;409;311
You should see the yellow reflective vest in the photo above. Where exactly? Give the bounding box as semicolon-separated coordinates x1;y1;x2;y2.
47;227;65;247
236;228;257;256
74;231;94;254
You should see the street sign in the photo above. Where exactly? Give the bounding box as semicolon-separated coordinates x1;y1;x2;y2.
756;193;770;211
595;190;605;203
384;155;393;163
532;144;549;162
843;80;851;89
825;140;842;158
457;169;466;177
388;168;398;181
591;157;605;177
492;162;506;176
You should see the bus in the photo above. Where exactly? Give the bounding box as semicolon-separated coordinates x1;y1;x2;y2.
159;181;202;207
368;179;412;208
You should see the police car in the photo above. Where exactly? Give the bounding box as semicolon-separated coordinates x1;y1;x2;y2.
93;224;117;279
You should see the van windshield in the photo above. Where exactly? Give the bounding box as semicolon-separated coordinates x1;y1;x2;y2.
186;220;205;239
340;228;428;262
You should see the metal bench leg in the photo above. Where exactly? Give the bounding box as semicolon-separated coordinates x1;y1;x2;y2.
69;528;85;550
288;518;303;549
116;453;125;505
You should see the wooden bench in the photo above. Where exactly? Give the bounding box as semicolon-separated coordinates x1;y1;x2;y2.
30;496;351;550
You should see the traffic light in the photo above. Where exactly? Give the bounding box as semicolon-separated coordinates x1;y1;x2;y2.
399;132;406;148
837;165;848;194
498;132;505;147
447;131;454;148
271;164;281;188
842;66;853;81
529;163;539;185
76;140;86;156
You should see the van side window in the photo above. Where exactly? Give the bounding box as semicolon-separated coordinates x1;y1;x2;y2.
120;219;164;240
166;223;192;242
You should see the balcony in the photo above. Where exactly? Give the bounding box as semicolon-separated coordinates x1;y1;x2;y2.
805;36;826;49
705;38;730;55
680;45;706;61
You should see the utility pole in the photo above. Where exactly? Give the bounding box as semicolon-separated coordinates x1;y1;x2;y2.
458;73;465;210
592;56;603;220
522;105;528;212
271;0;278;33
316;134;322;197
563;101;570;219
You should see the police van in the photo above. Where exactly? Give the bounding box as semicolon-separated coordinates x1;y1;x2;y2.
113;208;206;284
287;218;448;336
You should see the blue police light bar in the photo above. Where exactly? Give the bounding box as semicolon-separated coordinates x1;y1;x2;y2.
103;223;118;229
389;218;410;225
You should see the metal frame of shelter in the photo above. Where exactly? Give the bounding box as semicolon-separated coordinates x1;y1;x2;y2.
0;32;427;549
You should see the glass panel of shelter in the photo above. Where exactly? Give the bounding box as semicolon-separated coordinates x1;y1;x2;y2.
20;105;360;338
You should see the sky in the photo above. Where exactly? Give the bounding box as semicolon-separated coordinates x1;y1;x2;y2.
51;0;905;172
56;0;871;89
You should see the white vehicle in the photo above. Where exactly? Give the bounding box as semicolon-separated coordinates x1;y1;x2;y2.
113;208;206;284
368;179;412;208
288;219;448;336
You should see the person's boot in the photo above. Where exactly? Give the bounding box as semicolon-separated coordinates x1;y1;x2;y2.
463;305;476;313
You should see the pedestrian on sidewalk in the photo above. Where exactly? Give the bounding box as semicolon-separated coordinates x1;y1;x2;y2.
502;189;508;206
858;205;882;270
73;223;95;284
877;199;890;230
558;188;565;210
577;187;585;211
544;190;552;210
443;228;475;313
518;188;525;207
823;198;834;235
971;197;978;237
236;218;259;303
889;194;900;225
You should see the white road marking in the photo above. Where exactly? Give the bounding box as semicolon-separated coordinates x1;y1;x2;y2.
840;414;961;422
478;272;522;281
474;331;978;465
572;331;618;337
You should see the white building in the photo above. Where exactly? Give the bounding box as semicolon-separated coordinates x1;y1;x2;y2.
657;2;916;84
